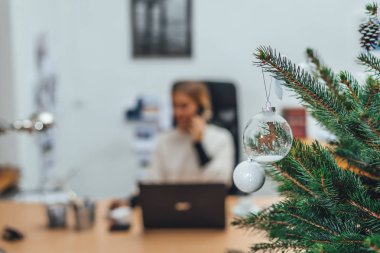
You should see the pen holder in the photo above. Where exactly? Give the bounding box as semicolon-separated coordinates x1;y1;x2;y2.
72;199;96;230
46;203;67;228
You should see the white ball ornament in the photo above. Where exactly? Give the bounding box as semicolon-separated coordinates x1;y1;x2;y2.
233;160;266;193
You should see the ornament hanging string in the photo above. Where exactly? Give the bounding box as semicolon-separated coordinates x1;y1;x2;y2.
261;69;273;109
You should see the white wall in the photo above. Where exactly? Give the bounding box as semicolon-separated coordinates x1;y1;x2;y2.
1;0;368;198
0;0;18;164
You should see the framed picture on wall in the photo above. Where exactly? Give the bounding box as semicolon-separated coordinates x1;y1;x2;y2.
131;0;192;58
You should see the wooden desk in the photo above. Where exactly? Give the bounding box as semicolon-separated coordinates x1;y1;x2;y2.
0;197;278;253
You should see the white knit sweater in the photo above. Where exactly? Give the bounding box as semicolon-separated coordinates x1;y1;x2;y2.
146;124;235;185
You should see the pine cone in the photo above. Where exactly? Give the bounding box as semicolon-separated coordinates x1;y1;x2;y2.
359;20;380;50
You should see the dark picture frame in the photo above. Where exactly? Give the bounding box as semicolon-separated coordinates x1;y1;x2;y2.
131;0;192;58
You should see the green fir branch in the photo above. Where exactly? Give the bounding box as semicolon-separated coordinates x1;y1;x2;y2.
250;242;306;253
254;46;345;115
364;235;380;253
338;71;361;103
366;3;378;16
233;140;380;252
360;77;380;111
255;46;380;164
306;48;341;96
272;163;317;197
358;52;380;79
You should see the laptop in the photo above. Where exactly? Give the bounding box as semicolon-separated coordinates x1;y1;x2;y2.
139;183;226;229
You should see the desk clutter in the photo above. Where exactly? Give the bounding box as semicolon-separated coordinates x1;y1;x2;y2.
46;196;96;230
108;200;133;231
0;196;278;252
0;195;135;251
44;195;133;232
2;227;24;242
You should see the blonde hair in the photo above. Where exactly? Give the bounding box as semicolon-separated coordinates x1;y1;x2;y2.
172;81;212;120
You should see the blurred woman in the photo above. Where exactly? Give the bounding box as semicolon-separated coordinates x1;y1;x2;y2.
148;81;235;185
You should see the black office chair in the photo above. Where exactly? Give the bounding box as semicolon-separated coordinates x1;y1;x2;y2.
173;80;242;194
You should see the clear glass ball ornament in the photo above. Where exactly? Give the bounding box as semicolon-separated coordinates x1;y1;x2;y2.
233;160;266;193
243;107;293;164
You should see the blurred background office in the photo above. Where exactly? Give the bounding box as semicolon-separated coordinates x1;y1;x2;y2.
0;0;368;199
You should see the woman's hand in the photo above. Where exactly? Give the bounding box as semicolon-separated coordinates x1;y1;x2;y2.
189;116;206;142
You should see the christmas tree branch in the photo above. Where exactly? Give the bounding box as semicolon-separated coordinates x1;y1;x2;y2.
365;86;379;111
250;242;306;253
358;52;380;78
255;46;380;157
233;195;375;252
254;46;341;115
284;211;337;235
348;200;380;220
350;168;380;181
273;141;380;222
336;156;368;167
366;2;378;16
334;139;380;180
306;48;340;96
320;174;331;195
294;157;316;179
338;71;360;103
271;141;337;198
366;119;380;139
361;77;379;111
315;239;364;245
272;164;317;197
365;235;380;253
232;205;292;232
336;157;380;180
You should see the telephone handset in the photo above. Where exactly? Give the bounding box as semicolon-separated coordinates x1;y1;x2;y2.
197;106;205;117
172;106;205;127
